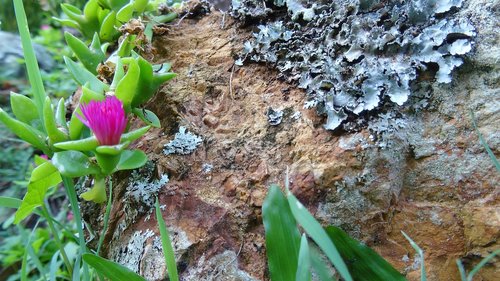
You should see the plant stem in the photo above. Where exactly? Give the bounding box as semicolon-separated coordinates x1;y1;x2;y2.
97;177;113;256
62;176;90;280
41;204;73;277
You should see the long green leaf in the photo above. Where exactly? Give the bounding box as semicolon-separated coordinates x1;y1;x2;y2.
83;253;147;281
467;249;500;281
13;0;46;118
155;198;179;281
0;108;49;153
262;185;301;281
287;193;353;281
325;226;407;281
14;162;62;223
296;234;311;281
310;247;334;281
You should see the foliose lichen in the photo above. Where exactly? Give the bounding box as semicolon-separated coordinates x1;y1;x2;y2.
110;229;155;273
234;0;475;130
163;126;203;155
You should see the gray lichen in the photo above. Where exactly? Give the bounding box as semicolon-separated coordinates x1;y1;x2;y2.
110;229;155;273
164;126;203;155
234;0;475;130
266;107;284;125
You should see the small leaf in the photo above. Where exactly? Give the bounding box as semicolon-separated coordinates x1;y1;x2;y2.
10;92;39;124
100;11;118;42
116;2;134;22
287;194;353;281
14;162;62;223
0;196;22;209
116;150;147;171
326;226;407;281
81;177;106;203
95;142;130;155
83;253;148;281
120;125;151;142
44;97;68;143
52;151;101;177
296;234;311;281
263;185;301;281
132;108;160;127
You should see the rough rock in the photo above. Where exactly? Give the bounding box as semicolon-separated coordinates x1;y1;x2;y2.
0;31;54;80
94;0;499;280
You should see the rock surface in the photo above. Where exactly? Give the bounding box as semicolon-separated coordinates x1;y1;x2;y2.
95;1;499;280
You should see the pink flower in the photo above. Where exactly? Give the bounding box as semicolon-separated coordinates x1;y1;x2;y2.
77;96;127;146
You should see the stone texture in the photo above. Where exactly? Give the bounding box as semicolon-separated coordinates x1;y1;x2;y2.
97;1;499;280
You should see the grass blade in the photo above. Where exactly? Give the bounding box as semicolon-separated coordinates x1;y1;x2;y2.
0;196;22;208
310;247;333;281
12;0;46;117
83;253;147;281
325;226;406;281
287;193;353;281
402;231;426;281
155;197;179;281
49;250;61;281
467;249;500;281
263;185;301;281
455;259;467;281
296;234;311;281
97;178;113;255
470;111;500;172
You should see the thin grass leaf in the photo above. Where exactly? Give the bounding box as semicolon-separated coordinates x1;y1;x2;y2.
20;220;40;281
83;253;147;281
286;193;353;281
470;110;500;172
73;254;81;281
467;249;500;281
155;197;179;281
326;226;406;281
49;250;61;281
296;234;311;281
263;185;301;281
13;0;46;117
97;179;113;255
402;231;426;281
27;242;48;280
455;259;467;281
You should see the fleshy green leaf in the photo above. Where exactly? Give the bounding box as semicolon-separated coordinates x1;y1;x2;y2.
95;142;130;155
326;226;407;281
54;136;99;151
83;253;148;281
132;108;160;128
10;92;39;124
296;234;311;281
116;149;147;171
155;198;179;281
287;193;353;281
65;32;105;74
116;2;134;22
0;108;49;153
100;11;118;42
44;97;68;143
116;59;140;107
14;162;62;223
52;151;101;177
262;185;301;281
120;125;151;142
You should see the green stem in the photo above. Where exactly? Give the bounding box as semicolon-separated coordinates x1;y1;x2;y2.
96;177;113;256
62;176;90;280
41;204;73;277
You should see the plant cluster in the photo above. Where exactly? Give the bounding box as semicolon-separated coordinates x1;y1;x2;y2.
0;0;179;280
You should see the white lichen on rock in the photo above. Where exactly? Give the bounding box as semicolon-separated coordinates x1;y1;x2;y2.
164;126;203;155
234;0;475;130
110;229;154;273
